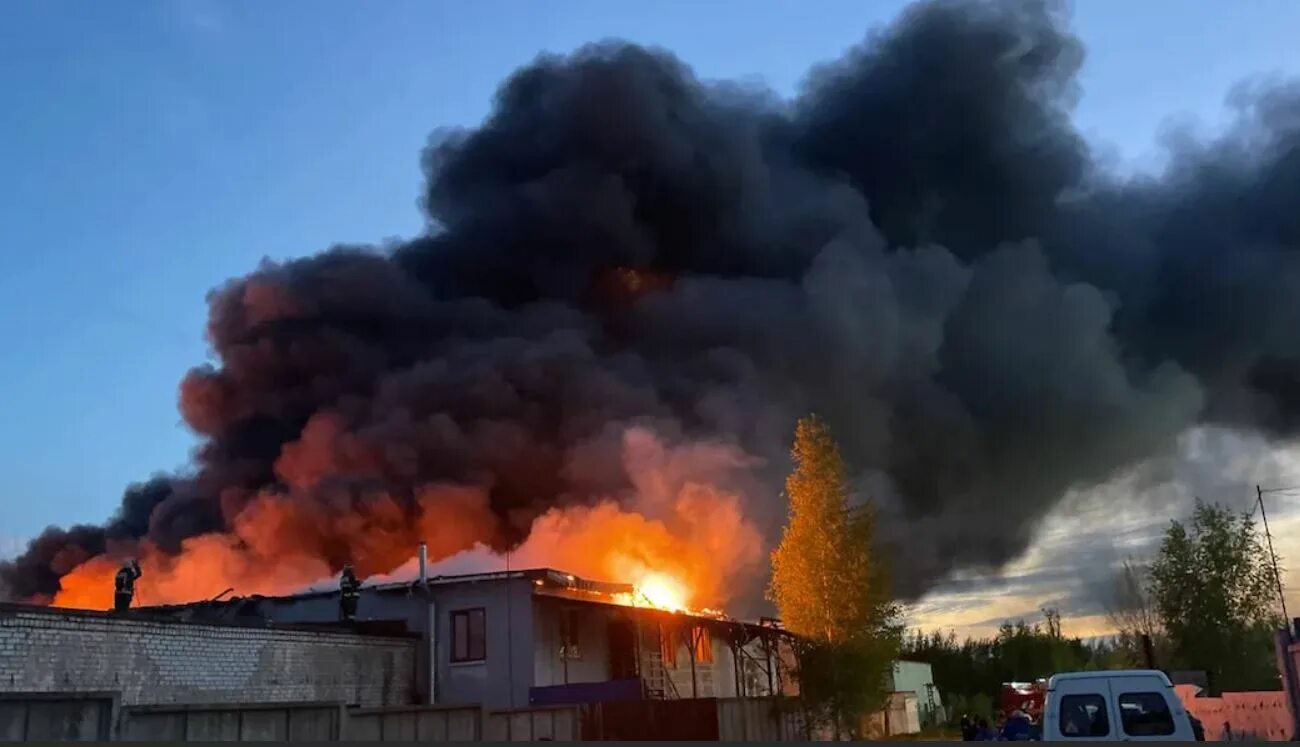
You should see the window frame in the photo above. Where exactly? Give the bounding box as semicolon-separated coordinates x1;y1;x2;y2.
660;625;677;669
1117;691;1177;737
1057;692;1111;739
692;626;713;663
450;607;487;664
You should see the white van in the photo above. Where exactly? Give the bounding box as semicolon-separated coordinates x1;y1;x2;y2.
1042;670;1198;741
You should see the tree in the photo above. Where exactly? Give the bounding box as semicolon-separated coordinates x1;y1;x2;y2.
769;415;902;737
902;610;1121;726
1104;558;1171;668
1148;501;1282;691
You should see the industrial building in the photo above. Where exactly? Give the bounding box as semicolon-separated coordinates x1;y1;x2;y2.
0;563;964;740
2;566;805;740
136;566;799;710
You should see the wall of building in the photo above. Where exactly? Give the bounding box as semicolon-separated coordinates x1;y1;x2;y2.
213;578;537;709
530;600;773;701
532;597;612;687
0;603;417;707
431;578;535;710
889;660;943;724
651;619;739;699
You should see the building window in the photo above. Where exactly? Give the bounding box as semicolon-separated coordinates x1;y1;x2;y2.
1058;693;1109;738
693;626;713;663
1118;692;1175;736
451;608;486;663
660;625;677;669
560;608;582;660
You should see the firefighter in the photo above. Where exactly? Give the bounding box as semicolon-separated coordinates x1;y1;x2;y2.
339;564;361;621
114;559;141;612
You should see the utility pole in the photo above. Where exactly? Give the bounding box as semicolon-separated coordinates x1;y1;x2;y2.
505;549;515;711
1257;485;1290;623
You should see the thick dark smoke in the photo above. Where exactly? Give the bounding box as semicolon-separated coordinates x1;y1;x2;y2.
5;0;1299;602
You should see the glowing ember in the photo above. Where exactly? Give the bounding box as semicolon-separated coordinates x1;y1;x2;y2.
634;571;688;611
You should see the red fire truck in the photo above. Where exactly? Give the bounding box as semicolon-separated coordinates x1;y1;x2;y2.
999;679;1047;721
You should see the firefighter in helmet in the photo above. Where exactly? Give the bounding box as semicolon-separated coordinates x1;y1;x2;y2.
339;563;361;621
114;559;142;612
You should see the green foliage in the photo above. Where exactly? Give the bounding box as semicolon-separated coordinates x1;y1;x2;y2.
769;415;902;736
902;612;1122;723
1149;501;1283;691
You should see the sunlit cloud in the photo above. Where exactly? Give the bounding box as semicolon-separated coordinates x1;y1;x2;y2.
909;427;1300;639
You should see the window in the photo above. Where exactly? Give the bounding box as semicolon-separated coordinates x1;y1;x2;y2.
559;608;582;660
660;625;677;669
1119;692;1176;736
1058;694;1109;738
450;608;486;663
692;626;713;663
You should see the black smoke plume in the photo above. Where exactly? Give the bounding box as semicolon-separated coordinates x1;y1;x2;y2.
4;0;1299;602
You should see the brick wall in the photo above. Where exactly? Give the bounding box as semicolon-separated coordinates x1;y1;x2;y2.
0;603;416;707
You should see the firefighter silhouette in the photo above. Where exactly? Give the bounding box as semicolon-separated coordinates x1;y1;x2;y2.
114;560;141;612
339;564;361;621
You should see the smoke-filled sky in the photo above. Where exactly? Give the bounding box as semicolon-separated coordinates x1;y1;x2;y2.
3;0;1300;631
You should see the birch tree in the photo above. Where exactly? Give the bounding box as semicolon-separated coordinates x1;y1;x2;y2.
769;415;902;736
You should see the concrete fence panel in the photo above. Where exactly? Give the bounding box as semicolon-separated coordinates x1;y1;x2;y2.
485;705;579;741
346;705;482;741
716;697;805;741
119;701;343;741
0;693;116;742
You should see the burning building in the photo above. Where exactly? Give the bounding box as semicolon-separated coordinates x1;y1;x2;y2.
135;564;799;711
5;0;1300;623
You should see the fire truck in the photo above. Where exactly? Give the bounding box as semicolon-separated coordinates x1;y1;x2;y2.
999;679;1047;721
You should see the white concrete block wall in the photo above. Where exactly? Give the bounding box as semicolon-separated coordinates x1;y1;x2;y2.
0;604;416;707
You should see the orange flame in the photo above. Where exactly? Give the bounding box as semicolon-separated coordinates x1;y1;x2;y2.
633;572;688;611
49;428;763;615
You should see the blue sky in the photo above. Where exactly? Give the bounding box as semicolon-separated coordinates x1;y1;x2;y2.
2;0;1299;543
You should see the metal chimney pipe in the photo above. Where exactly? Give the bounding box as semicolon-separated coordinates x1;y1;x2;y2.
418;542;428;585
